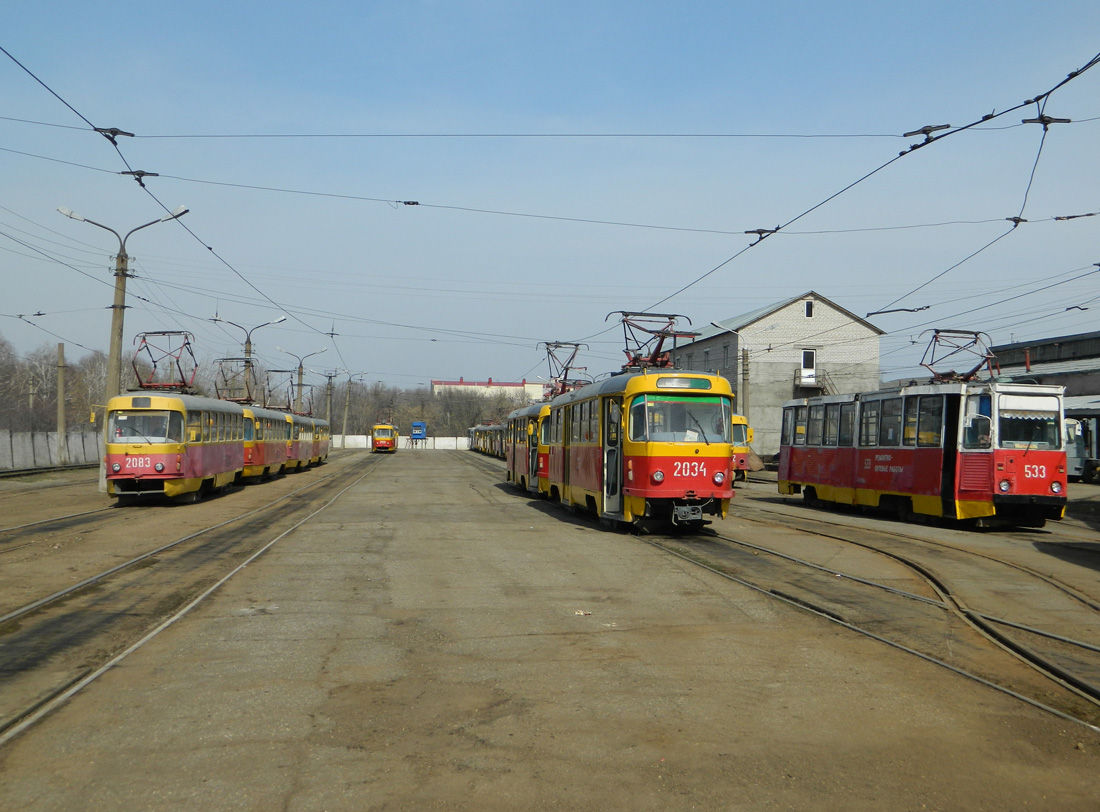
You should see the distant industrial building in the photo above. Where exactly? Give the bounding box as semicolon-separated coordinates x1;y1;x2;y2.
992;331;1100;395
674;291;882;456
430;377;544;401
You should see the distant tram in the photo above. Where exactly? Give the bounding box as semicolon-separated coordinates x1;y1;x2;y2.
778;380;1067;527
371;423;399;452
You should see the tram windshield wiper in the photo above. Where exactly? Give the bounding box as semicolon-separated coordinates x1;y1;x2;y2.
685;410;711;445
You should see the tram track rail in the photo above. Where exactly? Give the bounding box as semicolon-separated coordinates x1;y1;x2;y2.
642;502;1100;731
0;454;380;743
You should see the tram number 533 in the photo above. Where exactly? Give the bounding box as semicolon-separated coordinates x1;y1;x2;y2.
1023;464;1047;479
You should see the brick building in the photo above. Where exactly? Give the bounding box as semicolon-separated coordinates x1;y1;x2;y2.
674;291;882;456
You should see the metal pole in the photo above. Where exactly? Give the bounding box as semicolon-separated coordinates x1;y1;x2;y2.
295;362;304;413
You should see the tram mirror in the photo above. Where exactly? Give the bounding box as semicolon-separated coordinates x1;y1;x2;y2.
527;424;535;436
747;428;754;443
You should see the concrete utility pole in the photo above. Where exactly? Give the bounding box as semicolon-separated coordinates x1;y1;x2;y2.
56;343;68;466
58;206;188;402
275;347;326;413
58;206;187;491
209;315;287;399
342;373;367;448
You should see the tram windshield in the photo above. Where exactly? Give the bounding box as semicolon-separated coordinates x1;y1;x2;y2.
374;427;394;438
731;421;749;446
108;410;183;444
997;394;1061;450
628;395;731;444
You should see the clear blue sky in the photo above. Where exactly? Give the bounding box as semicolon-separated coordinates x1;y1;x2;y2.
3;2;1098;391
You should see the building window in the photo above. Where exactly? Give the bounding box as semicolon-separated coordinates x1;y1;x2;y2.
722;344;729;369
703;350;710;371
805;300;814;317
802;349;816;370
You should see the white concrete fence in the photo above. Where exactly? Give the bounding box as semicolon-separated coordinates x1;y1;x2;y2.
0;432;472;472
0;430;104;471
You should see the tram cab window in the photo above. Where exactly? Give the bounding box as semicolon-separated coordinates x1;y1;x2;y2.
628;394;731;443
108;410;183;444
963;395;992;449
998;394;1061;449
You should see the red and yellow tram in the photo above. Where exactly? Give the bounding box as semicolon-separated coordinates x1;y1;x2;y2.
105;392;245;502
469;424;506;458
505;402;550;495
242;405;289;480
286;413;329;470
778;381;1067;527
371;423;399;453
544;370;736;528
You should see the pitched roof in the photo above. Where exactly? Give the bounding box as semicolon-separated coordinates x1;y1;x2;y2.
691;290;884;341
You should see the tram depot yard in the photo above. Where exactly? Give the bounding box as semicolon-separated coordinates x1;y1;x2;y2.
0;450;1098;811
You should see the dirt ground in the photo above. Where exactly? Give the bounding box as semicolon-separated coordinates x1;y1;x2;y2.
0;454;1098;811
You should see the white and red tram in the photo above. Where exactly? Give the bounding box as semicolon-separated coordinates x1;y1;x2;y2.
778;381;1067;527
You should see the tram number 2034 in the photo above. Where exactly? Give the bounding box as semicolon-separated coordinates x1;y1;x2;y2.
673;461;708;477
1023;464;1047;479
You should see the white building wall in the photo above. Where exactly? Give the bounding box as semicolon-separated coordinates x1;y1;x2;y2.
741;298;879;455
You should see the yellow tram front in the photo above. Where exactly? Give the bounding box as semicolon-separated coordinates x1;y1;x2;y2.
547;371;736;527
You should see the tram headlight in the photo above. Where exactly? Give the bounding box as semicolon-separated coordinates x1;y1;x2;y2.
651;470;665;484
111;462;121;473
1051;481;1063;494
998;479;1012;493
154;462;165;473
713;471;726;485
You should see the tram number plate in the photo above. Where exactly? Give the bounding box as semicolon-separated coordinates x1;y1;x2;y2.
125;457;154;469
1023;464;1047;479
673;461;707;477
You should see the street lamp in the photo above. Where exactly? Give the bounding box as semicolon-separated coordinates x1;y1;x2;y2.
58;205;189;402
209;315;287;398
276;347;327;413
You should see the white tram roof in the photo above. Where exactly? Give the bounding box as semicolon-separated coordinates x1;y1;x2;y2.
781;380;1065;410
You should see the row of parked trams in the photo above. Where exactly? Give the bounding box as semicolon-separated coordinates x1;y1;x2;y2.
471;371;1069;530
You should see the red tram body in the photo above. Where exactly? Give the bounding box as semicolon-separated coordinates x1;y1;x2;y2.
778;381;1067;527
106;392;245;501
105;392;329;503
242;405;289;480
542;370;737;528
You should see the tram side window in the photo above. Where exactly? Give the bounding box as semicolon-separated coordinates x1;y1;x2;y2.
629;398;646;442
823;404;840;446
903;398;918;446
878;398;902;446
917;396;944;447
187;411;202;442
246;418;255;442
781;408;794;446
793;406;808;446
807;405;825;445
859;401;880;446
838;403;856;447
570;404;580;442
